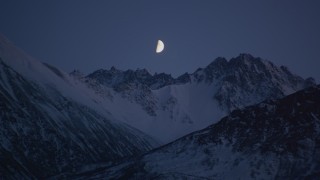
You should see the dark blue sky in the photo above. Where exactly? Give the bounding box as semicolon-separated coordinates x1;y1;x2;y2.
1;0;320;80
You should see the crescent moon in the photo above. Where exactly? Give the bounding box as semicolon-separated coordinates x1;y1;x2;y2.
156;40;164;53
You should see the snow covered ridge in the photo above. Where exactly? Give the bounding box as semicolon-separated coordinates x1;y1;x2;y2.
76;52;316;143
84;85;320;179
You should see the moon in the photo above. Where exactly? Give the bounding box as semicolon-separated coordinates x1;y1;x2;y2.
156;40;164;53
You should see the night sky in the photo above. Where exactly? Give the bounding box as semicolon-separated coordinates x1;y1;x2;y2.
1;0;320;81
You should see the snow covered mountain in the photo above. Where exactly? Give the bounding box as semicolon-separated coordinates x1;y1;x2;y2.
79;53;315;143
0;34;158;179
1;32;317;179
84;84;320;179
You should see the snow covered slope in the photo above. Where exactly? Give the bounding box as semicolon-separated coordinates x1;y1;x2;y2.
0;34;158;178
84;85;320;179
82;53;315;143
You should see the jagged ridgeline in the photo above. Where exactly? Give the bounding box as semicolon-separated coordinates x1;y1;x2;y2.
72;53;315;142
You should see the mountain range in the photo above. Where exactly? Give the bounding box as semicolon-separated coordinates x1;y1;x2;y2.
0;33;318;179
72;53;315;142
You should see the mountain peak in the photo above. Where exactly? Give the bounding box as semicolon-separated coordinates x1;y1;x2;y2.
238;53;254;60
135;68;150;75
229;53;264;66
204;53;265;75
110;66;122;73
206;57;228;69
191;54;316;111
110;66;116;70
